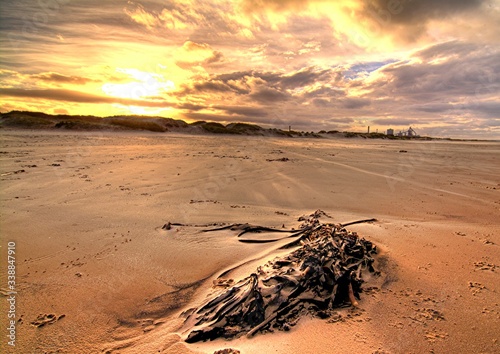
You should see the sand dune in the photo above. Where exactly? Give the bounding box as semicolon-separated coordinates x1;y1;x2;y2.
0;130;499;354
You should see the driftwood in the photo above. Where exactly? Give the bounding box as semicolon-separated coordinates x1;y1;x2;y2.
181;210;378;343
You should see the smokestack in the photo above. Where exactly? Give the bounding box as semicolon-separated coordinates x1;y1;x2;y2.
367;126;370;134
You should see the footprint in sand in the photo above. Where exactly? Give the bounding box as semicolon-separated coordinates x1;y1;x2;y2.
30;313;65;328
324;307;371;324
473;261;497;272
468;281;486;295
411;308;445;323
424;329;449;343
482;239;495;245
326;311;344;323
364;286;380;295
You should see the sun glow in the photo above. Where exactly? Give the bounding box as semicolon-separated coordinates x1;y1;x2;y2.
123;105;173;115
102;68;175;100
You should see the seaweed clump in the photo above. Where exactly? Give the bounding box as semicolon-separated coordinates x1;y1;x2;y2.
183;210;378;342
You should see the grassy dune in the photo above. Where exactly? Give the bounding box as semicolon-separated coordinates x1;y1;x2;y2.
1;110;448;140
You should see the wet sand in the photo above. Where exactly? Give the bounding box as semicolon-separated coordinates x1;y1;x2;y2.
0;130;499;353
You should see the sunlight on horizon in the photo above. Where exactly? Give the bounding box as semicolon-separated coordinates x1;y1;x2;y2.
102;68;175;101
120;105;174;116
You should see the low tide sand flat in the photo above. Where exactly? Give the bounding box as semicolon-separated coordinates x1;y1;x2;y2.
0;130;499;354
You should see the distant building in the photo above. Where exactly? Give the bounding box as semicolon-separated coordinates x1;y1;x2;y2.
395;127;419;137
386;128;394;136
408;126;417;137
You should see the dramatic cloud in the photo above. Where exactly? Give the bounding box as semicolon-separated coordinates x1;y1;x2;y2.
364;0;485;25
0;88;173;107
0;0;499;138
175;41;226;69
213;105;270;118
31;72;96;85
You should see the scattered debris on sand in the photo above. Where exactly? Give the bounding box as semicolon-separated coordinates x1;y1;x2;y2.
213;349;240;354
1;169;25;176
266;157;290;162
30;313;65;328
181;210;378;342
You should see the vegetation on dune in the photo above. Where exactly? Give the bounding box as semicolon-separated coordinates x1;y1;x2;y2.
106;116;187;129
226;122;263;132
189;120;207;126
0;110;446;140
107;118;167;132
366;132;386;139
199;122;230;134
2;115;54;128
304;131;322;138
1;111;105;130
344;132;392;139
54;120;113;130
194;121;266;135
273;129;295;137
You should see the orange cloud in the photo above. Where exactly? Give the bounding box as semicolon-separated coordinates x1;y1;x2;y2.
0;88;173;107
124;4;161;30
31;72;96;85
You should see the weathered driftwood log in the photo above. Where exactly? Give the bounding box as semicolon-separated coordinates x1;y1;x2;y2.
182;210;378;343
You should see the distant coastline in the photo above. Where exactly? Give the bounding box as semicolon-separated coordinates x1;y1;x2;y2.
0;110;491;142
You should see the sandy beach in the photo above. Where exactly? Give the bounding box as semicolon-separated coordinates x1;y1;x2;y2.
0;130;499;354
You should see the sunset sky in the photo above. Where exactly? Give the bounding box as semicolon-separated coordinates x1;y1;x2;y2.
1;0;499;138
